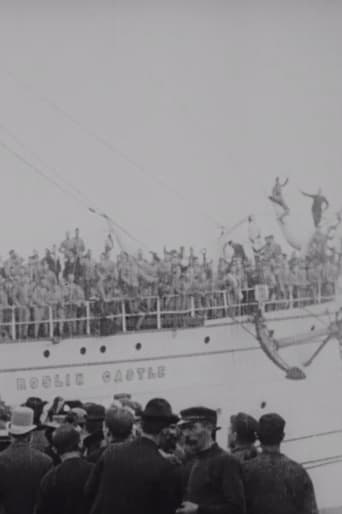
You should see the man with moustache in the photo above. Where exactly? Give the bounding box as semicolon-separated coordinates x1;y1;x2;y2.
177;407;246;514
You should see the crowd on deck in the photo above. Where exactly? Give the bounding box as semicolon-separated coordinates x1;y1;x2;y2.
0;394;319;514
0;226;340;339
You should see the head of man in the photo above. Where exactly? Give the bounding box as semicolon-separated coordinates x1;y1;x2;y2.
53;424;81;457
257;413;285;450
140;398;179;443
104;407;134;444
159;423;181;453
179;407;218;455
84;403;105;435
228;412;258;450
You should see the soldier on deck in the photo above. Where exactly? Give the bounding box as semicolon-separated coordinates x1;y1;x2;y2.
0;278;10;338
47;282;65;337
301;187;329;228
13;274;32;339
63;273;86;336
32;278;50;338
269;177;290;223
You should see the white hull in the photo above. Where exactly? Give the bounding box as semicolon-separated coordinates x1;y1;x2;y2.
1;301;341;511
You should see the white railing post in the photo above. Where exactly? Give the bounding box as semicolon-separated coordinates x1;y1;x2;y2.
86;301;91;335
317;281;321;304
48;306;54;339
11;307;16;341
156;297;161;330
121;300;127;333
190;296;195;318
223;290;228;316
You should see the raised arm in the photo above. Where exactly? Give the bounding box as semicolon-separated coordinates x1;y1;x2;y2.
301;191;315;199
281;178;289;187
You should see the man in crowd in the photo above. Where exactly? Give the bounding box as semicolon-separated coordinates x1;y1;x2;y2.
36;424;94;514
85;398;183;514
83;403;106;463
176;406;246;514
228;412;258;462
0;406;52;514
243;413;318;514
103;406;134;446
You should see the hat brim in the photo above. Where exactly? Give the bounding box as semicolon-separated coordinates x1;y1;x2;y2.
141;413;179;424
8;423;36;435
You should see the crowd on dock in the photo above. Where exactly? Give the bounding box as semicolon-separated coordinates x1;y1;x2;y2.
0;394;318;514
0;226;340;339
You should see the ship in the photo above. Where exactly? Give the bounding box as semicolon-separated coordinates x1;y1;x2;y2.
1;284;342;513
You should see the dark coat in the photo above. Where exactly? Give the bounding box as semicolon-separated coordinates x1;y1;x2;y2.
185;443;246;514
83;430;106;463
0;440;53;514
36;456;94;514
243;451;319;514
231;445;258;463
85;436;183;514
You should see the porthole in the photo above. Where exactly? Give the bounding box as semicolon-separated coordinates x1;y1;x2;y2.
43;350;50;358
204;336;210;344
80;347;86;355
100;345;106;353
135;343;142;351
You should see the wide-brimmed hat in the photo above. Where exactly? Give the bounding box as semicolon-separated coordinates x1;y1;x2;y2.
141;398;179;424
8;407;36;436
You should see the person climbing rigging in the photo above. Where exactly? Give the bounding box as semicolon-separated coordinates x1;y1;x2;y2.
269;177;290;223
301;188;329;228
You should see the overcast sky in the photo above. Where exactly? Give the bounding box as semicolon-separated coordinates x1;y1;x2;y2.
0;1;341;258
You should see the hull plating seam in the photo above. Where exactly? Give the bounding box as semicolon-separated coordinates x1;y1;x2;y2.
0;344;260;374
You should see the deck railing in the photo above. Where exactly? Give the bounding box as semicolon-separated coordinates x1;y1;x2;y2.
0;282;335;342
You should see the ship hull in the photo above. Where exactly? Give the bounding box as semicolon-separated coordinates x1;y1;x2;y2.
0;301;341;511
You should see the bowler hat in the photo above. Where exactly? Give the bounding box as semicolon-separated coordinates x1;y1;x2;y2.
84;403;105;421
179;406;219;427
8;407;36;435
141;398;179;424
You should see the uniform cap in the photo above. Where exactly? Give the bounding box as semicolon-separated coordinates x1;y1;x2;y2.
179;406;218;427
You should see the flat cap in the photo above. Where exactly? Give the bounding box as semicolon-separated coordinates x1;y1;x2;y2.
179;406;218;426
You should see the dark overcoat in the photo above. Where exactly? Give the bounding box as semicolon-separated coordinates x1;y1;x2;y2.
185;443;246;514
243;451;319;514
36;456;94;514
85;436;183;514
0;440;52;514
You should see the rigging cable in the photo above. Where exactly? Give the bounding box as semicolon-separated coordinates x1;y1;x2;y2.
0;131;148;250
3;68;224;230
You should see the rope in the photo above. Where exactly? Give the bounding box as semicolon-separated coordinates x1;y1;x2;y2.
284;428;342;444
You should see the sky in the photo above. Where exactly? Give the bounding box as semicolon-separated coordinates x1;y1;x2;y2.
0;1;341;258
